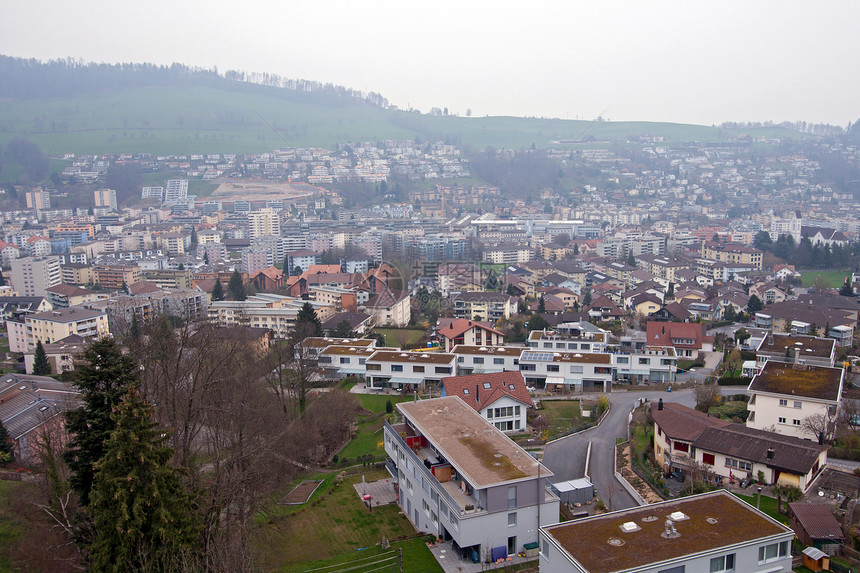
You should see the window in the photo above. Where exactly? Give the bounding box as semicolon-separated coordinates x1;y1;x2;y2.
422;477;429;493
702;453;715;466
406;479;413;493
778;417;786;424
617;357;629;364
556;343;565;349
543;343;552;348
779;399;788;406
413;365;424;373
541;539;549;558
515;406;521;415
570;365;583;374
435;367;452;374
440;503;448;518
367;363;381;371
793;419;801;426
673;442;689;453
422;499;430;516
508;486;517;509
547;365;560;372
568;343;577;350
494;358;505;365
758;541;788;563
794;401;802;409
391;365;403;372
709;554;735;572
359;358;366;365
508;512;517;526
580;343;591;350
473;357;484;364
520;364;536;371
639;357;650;365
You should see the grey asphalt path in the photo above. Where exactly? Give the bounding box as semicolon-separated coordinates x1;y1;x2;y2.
542;388;698;511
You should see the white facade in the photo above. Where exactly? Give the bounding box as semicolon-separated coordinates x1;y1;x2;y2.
248;207;281;239
10;256;62;297
452;345;522;375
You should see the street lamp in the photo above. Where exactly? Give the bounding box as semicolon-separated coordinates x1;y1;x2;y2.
757;487;762;510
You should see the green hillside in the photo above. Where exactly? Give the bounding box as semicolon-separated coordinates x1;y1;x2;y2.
0;61;807;156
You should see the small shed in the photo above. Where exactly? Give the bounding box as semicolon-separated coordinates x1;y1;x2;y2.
802;546;830;572
789;502;844;555
550;478;594;505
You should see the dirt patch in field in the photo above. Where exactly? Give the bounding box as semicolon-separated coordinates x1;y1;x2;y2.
280;479;324;505
210;178;317;202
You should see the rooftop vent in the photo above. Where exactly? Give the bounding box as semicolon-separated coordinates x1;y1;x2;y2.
661;519;680;539
620;521;641;533
669;511;688;522
607;538;625;546
706;517;719;525
641;516;658;523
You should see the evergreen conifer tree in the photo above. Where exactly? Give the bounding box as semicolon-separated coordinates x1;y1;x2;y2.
211;279;225;302
0;419;12;465
64;338;140;506
32;340;51;375
89;384;200;572
228;270;246;301
295;302;323;337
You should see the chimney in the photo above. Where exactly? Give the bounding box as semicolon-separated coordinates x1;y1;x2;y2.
476;384;479;405
658;398;663;411
766;448;774;459
794;348;800;364
818;432;824;445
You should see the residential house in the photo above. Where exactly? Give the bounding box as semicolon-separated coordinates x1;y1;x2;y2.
749;281;788;305
320;311;372;336
362;289;411;327
755;333;836;368
44;284;103;308
384;396;559;561
451;292;517;322
23;334;90;375
435;318;505;352
518;350;613;392
747;361;843;440
652;401;827;492
317;344;394;379
0;374;81;462
25;307;109;351
646;321;714;358
539;490;793;573
441;371;533;432
700;241;763;269
584;295;624;322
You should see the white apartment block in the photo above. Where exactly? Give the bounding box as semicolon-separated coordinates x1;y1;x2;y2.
385;397;559;561
248;207;281;239
10;256;62;297
452;345;523;375
540;491;793;573
365;350;456;391
164;179;189;203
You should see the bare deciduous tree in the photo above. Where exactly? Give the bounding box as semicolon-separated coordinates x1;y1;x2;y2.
693;382;721;413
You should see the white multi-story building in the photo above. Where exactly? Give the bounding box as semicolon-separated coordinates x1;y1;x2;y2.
10;256;62;297
539;490;793;573
452;345;523;375
24;188;51;210
93;188;118;211
385;396;559;561
365;350;456;391
248;207;281;239
141;186;164;201
25;306;109;351
747;361;843;440
164;179;189;203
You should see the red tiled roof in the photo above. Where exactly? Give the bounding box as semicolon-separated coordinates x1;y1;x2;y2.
442;371;533;411
646;321;713;348
436;318;504;340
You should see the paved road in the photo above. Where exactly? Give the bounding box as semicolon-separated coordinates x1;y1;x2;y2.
542;388;698;511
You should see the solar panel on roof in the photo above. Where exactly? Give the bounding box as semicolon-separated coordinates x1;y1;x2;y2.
522;351;554;361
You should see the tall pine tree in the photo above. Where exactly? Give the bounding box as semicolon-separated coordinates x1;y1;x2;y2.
211;279;225;302
89;384;201;572
228;270;246;301
32;340;51;375
64;338;140;506
295;302;322;337
0;419;12;465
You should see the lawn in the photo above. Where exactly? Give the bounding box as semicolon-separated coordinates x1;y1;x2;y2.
733;493;788;525
540;400;588;438
258;470;431;571
800;270;852;289
338;395;412;462
286;537;442;573
0;480;25;573
375;328;427;349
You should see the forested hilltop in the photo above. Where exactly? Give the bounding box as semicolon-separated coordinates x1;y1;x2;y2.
0;55;816;156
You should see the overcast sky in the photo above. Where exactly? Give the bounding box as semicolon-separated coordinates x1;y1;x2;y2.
2;0;858;127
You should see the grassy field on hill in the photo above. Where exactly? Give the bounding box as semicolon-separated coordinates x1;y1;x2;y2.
0;85;807;156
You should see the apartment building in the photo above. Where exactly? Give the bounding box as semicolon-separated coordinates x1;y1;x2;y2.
452;345;523;375
248;207;281;238
10;256;62;297
540;490;793;573
365;350;456;391
25;307;109;350
441;371;533;433
384;397;559;561
451;292;518;322
747;361;843;440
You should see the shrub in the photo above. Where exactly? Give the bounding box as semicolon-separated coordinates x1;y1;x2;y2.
385;399;393;414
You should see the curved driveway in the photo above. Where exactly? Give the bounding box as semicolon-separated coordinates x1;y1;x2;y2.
542;388;697;510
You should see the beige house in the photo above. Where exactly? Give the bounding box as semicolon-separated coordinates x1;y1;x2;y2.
361;289;411;327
